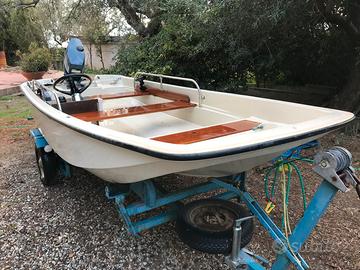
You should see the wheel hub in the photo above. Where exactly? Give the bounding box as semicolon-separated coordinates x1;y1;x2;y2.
190;205;236;232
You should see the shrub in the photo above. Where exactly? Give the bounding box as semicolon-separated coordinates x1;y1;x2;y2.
18;43;51;72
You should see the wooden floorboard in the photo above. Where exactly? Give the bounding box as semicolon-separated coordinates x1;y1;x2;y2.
152;120;260;144
72;101;196;122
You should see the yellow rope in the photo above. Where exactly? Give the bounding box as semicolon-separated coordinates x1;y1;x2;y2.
280;164;301;265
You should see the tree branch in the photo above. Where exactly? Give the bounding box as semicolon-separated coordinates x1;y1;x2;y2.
315;0;360;44
66;0;82;22
17;0;40;9
53;36;62;46
108;0;146;36
107;0;161;37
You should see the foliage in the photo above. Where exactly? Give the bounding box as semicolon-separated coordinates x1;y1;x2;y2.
8;9;45;51
0;2;45;64
34;0;129;46
112;0;357;91
84;67;111;74
50;47;64;62
81;4;111;69
2;0;359;112
18;42;51;72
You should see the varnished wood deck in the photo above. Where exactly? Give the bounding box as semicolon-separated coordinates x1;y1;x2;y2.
86;91;149;100
152;120;260;144
72;101;196;122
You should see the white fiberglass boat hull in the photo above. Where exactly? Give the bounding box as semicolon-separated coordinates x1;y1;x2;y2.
37;111;323;182
21;75;354;183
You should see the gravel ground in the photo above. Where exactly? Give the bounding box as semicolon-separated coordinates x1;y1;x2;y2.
1;96;359;270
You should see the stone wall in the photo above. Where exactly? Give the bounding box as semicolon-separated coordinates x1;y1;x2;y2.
0;86;21;97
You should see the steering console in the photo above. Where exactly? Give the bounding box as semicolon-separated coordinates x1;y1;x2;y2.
53;73;92;101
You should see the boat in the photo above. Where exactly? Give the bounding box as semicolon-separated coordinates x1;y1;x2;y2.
20;39;354;184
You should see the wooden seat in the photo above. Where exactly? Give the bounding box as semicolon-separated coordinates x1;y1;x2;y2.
152;120;261;144
86;87;190;102
140;87;190;102
72;101;196;122
86;91;149;100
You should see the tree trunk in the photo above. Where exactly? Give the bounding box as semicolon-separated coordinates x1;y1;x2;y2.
107;0;161;38
89;44;93;69
96;44;105;69
316;1;360;115
332;64;360;115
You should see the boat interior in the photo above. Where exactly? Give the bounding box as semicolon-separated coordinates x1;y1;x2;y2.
34;72;340;147
46;81;261;145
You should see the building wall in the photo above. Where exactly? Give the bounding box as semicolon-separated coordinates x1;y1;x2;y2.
83;43;118;70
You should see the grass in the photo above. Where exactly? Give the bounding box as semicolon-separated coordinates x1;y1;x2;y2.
0;96;13;101
0;96;34;120
0;96;35;140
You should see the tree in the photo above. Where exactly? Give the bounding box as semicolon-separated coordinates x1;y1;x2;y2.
0;0;45;64
8;8;46;50
314;0;360;113
315;0;360;45
34;0;130;43
2;0;359;114
81;7;113;69
106;0;163;37
111;0;359;114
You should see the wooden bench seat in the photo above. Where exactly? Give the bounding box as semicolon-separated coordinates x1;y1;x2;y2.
152;120;260;144
140;87;190;102
86;91;149;100
72;101;196;122
85;87;190;102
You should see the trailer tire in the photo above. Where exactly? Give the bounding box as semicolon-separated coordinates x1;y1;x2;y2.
176;199;254;254
35;146;60;186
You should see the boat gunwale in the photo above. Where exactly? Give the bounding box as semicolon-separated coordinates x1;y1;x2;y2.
20;81;355;161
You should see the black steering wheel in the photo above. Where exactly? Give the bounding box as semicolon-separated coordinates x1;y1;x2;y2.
53;74;92;96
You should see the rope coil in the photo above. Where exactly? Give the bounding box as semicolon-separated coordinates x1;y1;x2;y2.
325;147;352;172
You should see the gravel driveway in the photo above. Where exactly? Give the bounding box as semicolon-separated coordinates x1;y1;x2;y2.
1;96;359;270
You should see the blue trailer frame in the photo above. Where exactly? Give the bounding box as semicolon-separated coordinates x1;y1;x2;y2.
106;173;341;270
31;128;72;178
30;128;350;270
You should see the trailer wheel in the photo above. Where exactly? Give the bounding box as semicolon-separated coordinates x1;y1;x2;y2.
35;146;60;186
176;199;254;254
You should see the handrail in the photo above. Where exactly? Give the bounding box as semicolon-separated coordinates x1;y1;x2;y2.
133;72;205;106
48;89;63;112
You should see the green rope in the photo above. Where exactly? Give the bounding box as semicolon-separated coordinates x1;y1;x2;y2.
285;165;292;205
289;162;307;210
264;166;274;200
270;167;279;199
264;156;312;214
